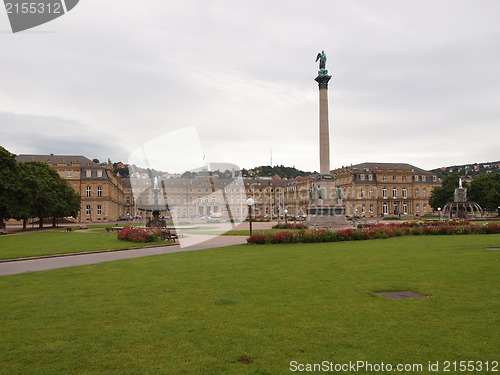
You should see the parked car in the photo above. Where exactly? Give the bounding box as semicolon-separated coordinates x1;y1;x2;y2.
117;215;132;221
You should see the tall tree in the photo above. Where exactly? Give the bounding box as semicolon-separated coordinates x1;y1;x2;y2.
0;146;22;230
18;162;81;228
467;173;500;210
429;173;461;210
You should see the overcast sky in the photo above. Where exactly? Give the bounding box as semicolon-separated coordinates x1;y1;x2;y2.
1;0;499;173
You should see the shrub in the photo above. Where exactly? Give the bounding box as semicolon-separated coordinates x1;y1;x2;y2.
272;223;308;230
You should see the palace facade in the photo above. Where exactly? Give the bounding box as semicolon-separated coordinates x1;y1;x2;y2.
15;155;440;222
331;162;440;218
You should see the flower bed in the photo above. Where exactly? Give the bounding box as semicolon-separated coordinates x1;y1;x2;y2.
117;226;161;243
247;222;500;245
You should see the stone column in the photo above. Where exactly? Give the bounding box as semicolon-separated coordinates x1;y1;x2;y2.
315;71;332;175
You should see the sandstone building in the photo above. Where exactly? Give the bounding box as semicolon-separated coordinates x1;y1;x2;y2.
331;162;440;218
16;155;440;222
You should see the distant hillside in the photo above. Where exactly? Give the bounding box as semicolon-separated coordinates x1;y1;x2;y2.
242;165;315;179
111;162;314;180
431;161;500;179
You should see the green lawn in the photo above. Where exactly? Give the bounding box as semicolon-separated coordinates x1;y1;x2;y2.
0;235;499;374
0;231;164;260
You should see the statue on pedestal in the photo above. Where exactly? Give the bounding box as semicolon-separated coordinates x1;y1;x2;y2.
317;185;323;200
315;50;327;70
309;185;316;201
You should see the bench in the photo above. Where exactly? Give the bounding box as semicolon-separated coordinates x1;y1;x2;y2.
161;228;178;243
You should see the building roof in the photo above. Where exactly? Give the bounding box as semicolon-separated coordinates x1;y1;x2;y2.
16;154;98;167
332;162;436;176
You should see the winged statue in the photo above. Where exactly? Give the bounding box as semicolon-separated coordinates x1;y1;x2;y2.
315;50;327;70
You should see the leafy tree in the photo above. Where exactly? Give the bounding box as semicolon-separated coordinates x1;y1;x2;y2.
467;173;500;210
0;146;23;229
18;162;81;228
429;173;461;210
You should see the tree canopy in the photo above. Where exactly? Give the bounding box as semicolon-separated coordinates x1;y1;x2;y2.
428;173;461;210
0;146;81;229
467;173;500;210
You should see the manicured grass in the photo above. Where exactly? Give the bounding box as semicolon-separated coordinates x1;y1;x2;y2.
0;235;498;374
0;231;163;260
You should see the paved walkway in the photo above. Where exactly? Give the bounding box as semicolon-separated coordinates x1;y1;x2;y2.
0;235;247;277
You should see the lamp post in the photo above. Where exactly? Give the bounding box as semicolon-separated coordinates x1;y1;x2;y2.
438;207;441;223
497;206;500;217
246;198;255;236
284;209;288;224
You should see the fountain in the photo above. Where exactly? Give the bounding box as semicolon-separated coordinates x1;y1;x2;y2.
140;177;168;228
442;178;483;219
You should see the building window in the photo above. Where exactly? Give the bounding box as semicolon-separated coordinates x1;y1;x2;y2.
369;204;374;213
369;187;373;198
85;205;91;215
97;170;103;178
414;175;419;182
416;203;420;213
393;175;397;181
97;186;102;198
402;175;407;181
97;205;102;215
212;197;216;203
360;188;365;198
86;170;91;178
383;202;388;215
86;186;91;198
423;188;427;198
361;204;366;214
422;175;426;182
66;170;72;178
360;174;365;181
415;188;419;198
383;175;387;181
403;202;408;214
402;188;407;199
177;198;181;204
204;197;209;203
126;197;130;205
433;176;437;182
382;188;388;198
423;203;427;213
392;188;397;198
368;174;373;181
198;198;202;204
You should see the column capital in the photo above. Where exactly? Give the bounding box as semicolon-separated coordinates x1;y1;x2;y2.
315;70;332;89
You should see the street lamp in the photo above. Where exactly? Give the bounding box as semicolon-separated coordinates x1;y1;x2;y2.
497;206;500;217
438;207;441;223
284;209;288;224
246;198;255;236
